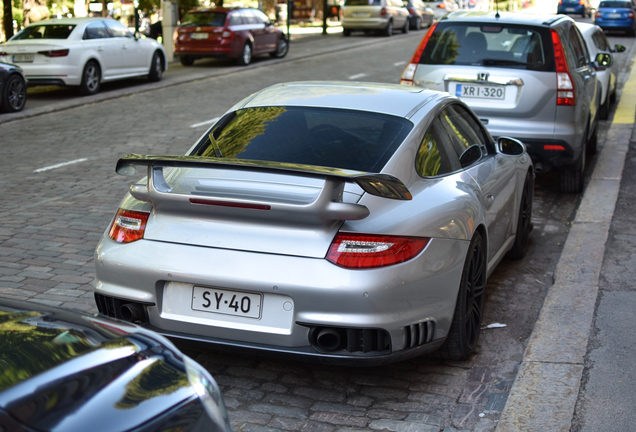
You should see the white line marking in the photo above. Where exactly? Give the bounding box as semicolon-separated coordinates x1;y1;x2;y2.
34;158;88;173
190;117;220;128
348;73;367;80
394;61;406;66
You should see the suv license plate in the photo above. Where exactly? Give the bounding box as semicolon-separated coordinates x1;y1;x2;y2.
13;54;34;63
192;286;262;319
456;84;505;100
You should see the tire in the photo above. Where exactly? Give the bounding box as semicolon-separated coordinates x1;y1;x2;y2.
78;60;100;96
148;51;163;82
610;88;617;104
599;92;610;121
269;36;288;58
383;20;393;37
507;172;534;261
343;28;351;36
402;18;409;34
559;140;586;193
237;42;252;66
1;74;27;113
413;17;421;31
586;123;598;156
180;55;195;66
439;231;487;361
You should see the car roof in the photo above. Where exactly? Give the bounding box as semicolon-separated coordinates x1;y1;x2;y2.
24;17;113;25
575;22;599;34
242;81;446;118
186;7;250;13
441;10;572;26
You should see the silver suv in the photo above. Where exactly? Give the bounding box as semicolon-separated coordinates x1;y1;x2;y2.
401;12;610;192
342;0;410;36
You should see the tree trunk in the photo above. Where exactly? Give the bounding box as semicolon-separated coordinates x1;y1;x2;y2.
101;0;107;16
3;0;14;40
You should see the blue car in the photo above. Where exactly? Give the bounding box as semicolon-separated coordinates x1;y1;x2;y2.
595;0;636;35
558;0;592;17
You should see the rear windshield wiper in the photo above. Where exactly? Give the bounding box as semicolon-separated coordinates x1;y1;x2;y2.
482;59;536;67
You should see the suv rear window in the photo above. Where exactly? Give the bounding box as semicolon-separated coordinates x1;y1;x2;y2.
195;107;413;173
344;0;382;5
12;24;76;40
598;1;631;7
419;23;555;71
180;12;227;27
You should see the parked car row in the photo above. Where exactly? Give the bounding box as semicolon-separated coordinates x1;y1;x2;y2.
400;11;622;193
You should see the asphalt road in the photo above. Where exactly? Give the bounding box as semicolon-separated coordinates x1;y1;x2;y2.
0;18;634;432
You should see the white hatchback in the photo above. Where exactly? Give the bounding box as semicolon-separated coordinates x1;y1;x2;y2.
0;17;167;95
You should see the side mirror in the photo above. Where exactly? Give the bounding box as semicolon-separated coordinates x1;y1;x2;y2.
459;144;483;168
595;51;612;68
497;137;525;156
614;44;626;53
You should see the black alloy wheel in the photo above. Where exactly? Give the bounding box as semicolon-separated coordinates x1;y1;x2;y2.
507;172;533;261
402;18;409;34
440;231;487;361
414;17;421;31
1;75;27;113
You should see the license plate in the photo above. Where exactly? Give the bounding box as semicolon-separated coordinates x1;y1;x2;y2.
566;7;575;11
190;32;208;40
13;54;34;63
608;13;621;18
353;12;370;17
192;286;262;319
456;84;505;100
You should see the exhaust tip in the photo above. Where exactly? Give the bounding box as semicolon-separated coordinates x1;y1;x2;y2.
120;303;145;323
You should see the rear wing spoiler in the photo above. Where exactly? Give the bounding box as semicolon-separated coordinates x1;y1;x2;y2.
115;155;412;222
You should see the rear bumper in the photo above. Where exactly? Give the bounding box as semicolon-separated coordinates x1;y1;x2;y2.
94;234;468;364
174;44;238;59
595;19;635;31
496;138;575;172
557;5;585;14
342;17;390;30
21;64;81;86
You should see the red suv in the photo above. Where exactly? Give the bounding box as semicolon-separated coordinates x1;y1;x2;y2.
174;7;288;66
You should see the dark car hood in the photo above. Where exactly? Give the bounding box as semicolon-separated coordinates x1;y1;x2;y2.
0;300;196;432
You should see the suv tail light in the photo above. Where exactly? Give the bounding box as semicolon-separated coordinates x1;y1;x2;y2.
222;29;233;38
380;7;387;16
551;29;576;106
327;233;429;269
37;49;69;57
400;22;438;86
108;209;150;243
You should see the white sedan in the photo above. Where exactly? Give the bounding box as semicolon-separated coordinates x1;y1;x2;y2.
0;17;167;95
577;22;626;120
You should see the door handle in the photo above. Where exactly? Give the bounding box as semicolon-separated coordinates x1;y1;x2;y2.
97;46;104;51
122;44;128;49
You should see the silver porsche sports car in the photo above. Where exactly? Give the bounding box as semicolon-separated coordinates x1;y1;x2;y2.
94;81;534;365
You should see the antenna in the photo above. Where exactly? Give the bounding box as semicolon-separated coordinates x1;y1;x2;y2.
495;0;500;18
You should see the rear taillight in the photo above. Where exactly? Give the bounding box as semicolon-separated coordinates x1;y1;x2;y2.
408;8;415;13
437;3;446;7
380;7;387;16
327;233;429;269
222;29;233;38
629;11;635;18
0;52;6;56
108;209;150;243
579;0;584;4
551;29;576;106
400;22;438;86
595;11;601;17
37;49;69;57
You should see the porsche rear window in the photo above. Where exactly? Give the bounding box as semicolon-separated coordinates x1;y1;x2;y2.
598;1;631;7
419;23;555;71
194;107;413;173
180;12;227;27
12;24;76;40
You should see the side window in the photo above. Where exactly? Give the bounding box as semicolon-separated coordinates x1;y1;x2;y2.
439;105;488;168
229;12;244;25
242;10;259;24
253;9;270;24
415;118;458;177
568;25;589;68
104;19;133;38
592;30;611;51
83;21;110;39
